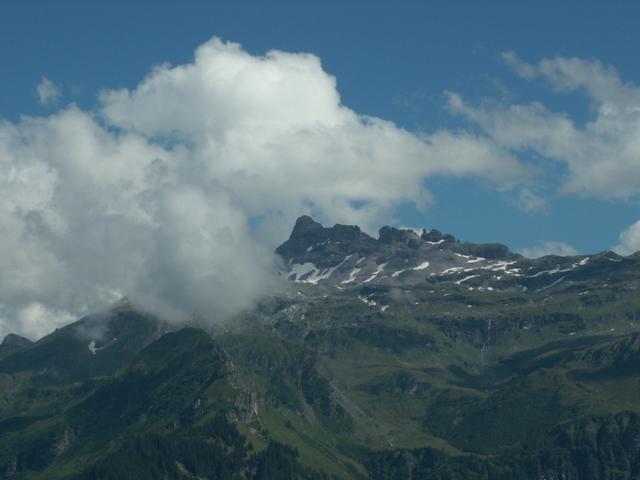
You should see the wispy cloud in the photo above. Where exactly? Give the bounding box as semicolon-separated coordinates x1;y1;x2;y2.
514;188;547;213
36;76;61;105
447;53;640;200
614;220;640;256
521;241;578;258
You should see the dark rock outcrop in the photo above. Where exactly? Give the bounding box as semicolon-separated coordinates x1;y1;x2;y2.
276;215;378;268
453;242;515;260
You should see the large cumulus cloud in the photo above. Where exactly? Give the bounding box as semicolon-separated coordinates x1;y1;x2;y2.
98;39;526;233
0;38;532;339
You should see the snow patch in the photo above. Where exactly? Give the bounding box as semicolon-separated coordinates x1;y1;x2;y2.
391;261;430;278
455;274;479;284
531;257;591;278
290;255;352;284
342;267;361;284
363;262;387;283
466;257;485;264
541;275;567;290
441;266;475;275
358;295;377;307
288;262;316;281
483;261;521;276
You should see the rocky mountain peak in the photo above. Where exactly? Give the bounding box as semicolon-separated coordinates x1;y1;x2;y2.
275;216;377;268
286;215;370;245
274;216;632;293
277;216;519;289
421;228;457;244
289;215;324;239
378;226;421;247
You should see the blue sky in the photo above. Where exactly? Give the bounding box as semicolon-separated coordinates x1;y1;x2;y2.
2;1;640;255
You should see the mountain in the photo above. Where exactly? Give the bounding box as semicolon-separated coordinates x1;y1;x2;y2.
0;302;173;384
1;217;639;479
276;216;634;295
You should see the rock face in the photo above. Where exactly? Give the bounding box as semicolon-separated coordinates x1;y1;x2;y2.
275;216;630;292
378;226;420;246
276;215;378;268
453;241;513;260
421;228;456;244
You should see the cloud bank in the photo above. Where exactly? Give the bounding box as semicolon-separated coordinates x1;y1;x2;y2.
1;38;529;340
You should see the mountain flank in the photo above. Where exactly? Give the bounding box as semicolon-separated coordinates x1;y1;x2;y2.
1;217;639;479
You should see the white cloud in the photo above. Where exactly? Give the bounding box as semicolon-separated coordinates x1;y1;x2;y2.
15;303;74;341
520;241;579;258
503;52;640;107
99;39;527;231
0;38;529;340
36;76;62;105
448;53;640;200
515;188;547;213
502;51;537;79
614;220;640;256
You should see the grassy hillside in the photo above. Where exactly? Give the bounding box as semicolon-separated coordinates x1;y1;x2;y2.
1;273;639;479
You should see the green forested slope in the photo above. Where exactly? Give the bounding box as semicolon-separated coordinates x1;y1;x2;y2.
1;220;640;478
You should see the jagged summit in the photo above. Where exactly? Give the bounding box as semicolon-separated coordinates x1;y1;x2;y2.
421;228;456;244
275;216;518;289
277;215;460;256
378;225;421;246
278;215;512;255
276;215;376;267
291;215;323;233
287;215;368;244
275;216;634;293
